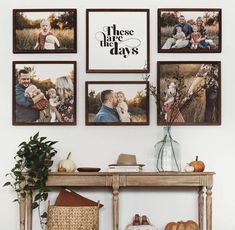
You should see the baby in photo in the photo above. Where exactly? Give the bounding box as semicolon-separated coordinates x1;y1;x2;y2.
24;84;48;111
47;88;61;122
172;27;186;48
34;19;60;50
25;84;41;98
116;91;131;122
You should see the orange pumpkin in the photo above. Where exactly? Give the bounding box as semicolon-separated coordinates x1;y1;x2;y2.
165;220;199;230
189;156;205;172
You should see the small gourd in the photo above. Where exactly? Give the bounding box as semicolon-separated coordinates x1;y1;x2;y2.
184;163;194;173
165;220;199;230
58;152;76;172
189;156;205;172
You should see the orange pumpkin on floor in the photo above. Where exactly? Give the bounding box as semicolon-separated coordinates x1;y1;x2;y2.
165;220;199;230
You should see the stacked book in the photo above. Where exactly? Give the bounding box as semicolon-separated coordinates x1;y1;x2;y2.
108;164;144;172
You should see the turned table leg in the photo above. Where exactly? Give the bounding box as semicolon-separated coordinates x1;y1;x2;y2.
206;186;212;230
198;187;204;230
112;175;120;230
19;195;26;230
26;190;32;230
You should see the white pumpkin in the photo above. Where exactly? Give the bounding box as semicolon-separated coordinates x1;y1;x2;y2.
184;163;194;173
58;152;76;172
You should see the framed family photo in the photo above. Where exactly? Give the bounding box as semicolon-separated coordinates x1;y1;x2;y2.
86;81;149;125
158;8;222;53
157;61;221;126
86;9;150;73
13;9;77;53
13;61;77;125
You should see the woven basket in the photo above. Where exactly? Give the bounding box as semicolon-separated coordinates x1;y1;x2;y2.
47;205;99;230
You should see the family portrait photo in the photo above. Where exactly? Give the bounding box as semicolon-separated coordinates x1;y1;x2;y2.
86;81;149;125
13;9;77;53
86;9;150;73
13;61;76;125
157;61;221;125
158;8;221;53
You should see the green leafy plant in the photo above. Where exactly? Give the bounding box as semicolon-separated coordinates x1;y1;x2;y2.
3;132;57;230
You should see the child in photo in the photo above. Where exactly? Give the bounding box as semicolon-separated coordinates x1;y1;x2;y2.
163;82;185;123
34;19;60;50
47;88;61;122
190;25;201;49
25;84;41;98
116;91;131;122
172;27;186;48
24;84;49;113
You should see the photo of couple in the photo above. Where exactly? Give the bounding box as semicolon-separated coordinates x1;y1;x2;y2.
13;9;77;53
158;9;221;52
13;62;76;125
158;62;221;125
86;82;149;125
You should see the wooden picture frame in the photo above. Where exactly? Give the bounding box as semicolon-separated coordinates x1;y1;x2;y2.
86;81;149;125
158;8;222;53
157;61;221;125
13;9;77;53
86;9;150;73
13;61;77;125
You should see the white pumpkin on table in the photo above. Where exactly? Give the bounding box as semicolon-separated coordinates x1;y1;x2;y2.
184;163;194;173
58;152;76;172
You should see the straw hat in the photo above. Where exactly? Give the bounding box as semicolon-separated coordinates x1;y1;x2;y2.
109;154;144;167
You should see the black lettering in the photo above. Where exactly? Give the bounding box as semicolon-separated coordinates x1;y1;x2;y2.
132;47;139;55
107;25;119;36
119;29;134;36
110;42;119;55
107;42;114;47
98;32;107;47
113;24;117;35
117;36;123;42
122;47;131;58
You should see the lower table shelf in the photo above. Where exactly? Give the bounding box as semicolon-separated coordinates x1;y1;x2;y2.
19;172;215;230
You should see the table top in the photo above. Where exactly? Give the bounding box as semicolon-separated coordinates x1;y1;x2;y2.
48;171;215;176
46;171;215;187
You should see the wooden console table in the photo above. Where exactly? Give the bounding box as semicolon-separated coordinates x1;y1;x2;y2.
19;172;215;230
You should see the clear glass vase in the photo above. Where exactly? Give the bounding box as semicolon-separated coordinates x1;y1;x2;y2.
154;126;181;172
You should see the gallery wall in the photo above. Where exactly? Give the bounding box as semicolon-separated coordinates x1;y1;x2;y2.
0;0;234;229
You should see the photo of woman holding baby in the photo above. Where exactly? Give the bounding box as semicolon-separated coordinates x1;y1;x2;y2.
13;61;77;125
158;8;221;53
13;9;77;53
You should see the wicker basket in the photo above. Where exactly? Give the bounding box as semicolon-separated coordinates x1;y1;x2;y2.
47;205;99;230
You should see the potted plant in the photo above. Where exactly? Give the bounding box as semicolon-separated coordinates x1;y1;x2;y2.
3;132;57;230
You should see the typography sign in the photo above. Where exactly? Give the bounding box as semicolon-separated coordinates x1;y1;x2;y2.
86;9;150;73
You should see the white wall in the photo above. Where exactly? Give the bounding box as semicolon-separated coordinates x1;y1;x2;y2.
0;0;234;229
